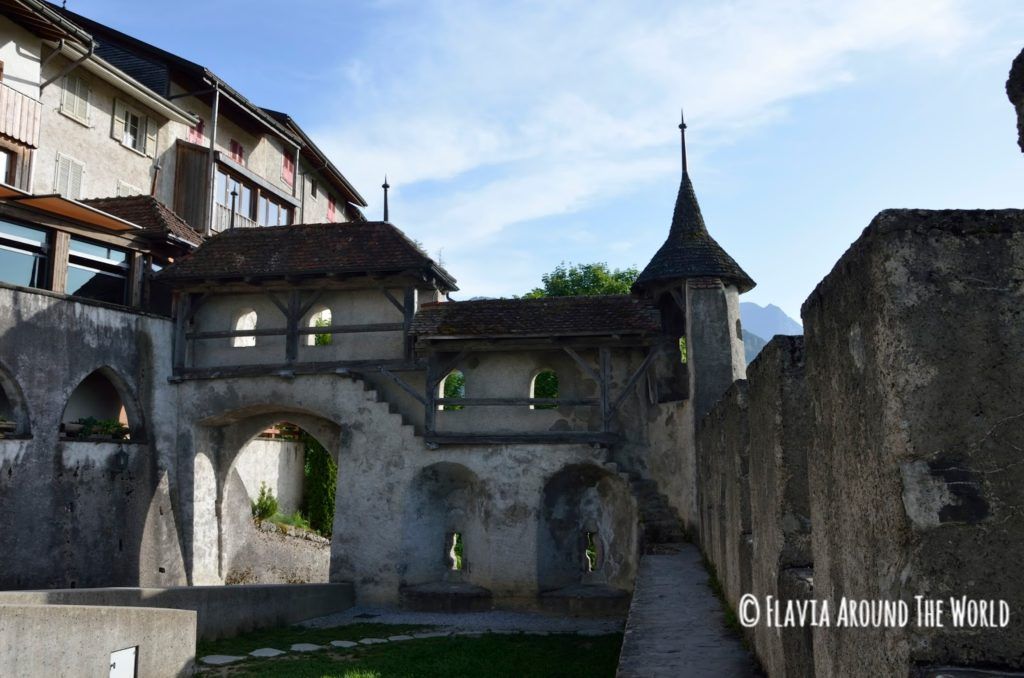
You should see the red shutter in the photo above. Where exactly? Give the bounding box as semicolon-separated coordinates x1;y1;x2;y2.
327;196;335;222
230;139;245;164
282;154;294;187
189;118;204;144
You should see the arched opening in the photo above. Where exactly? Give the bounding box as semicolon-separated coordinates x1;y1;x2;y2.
538;464;637;596
439;370;465;411
400;462;492;609
530;368;559;409
306;306;332;346
0;365;29;437
232;308;257;348
60;368;140;440
219;417;339;585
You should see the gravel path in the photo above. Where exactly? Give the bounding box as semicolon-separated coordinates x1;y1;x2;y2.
300;606;625;635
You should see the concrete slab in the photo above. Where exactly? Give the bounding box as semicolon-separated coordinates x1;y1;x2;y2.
201;655;245;665
412;631;452;639
616;544;761;677
249;648;285;658
290;643;323;652
330;640;359;648
359;638;389;645
387;634;414;641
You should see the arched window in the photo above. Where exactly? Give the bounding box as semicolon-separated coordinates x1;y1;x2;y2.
233;308;257;347
61;369;135;440
439;370;465;411
530;369;559;410
306;306;332;346
0;367;27;437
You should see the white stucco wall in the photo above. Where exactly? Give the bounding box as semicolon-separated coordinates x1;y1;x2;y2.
0;16;41;99
233;438;305;515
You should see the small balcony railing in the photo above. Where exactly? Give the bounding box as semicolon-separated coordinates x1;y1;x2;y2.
214;203;259;231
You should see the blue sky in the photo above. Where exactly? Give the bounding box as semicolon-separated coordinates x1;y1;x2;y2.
75;0;1024;319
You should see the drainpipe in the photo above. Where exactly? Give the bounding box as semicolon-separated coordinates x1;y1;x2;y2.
204;84;220;235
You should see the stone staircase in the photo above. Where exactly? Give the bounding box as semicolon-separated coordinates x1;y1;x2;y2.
603;461;688;553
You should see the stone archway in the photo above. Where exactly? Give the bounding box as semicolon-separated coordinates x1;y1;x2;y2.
538;463;638;593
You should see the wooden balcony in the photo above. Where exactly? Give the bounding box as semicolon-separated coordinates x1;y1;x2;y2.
0;82;41;149
214;202;259;231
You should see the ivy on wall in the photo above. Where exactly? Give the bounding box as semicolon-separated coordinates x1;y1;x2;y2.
302;433;337;537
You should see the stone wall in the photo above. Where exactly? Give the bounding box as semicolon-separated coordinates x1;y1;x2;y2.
696;209;1024;677
0;284;186;589
0;604;196;677
746;336;813;678
802;209;1024;675
234;438;306;514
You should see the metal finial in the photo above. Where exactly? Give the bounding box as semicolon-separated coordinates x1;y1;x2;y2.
679;108;688;174
382;175;390;222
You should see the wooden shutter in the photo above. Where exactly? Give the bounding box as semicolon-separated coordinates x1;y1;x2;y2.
327;196;335;222
145;116;158;157
173;140;210;231
62;75;89;123
111;99;126;141
55;154;70;195
282;153;294;187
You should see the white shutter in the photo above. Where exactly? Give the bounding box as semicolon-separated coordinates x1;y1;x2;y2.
55;154;84;199
144;116;158;157
111;99;126;142
54;154;70;195
61;75;90;124
68;158;83;199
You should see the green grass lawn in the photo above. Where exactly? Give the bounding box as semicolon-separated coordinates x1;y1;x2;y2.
196;625;622;678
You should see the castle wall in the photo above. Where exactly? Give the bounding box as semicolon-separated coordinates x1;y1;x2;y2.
803;209;1024;675
695;209;1024;677
0;283;185;589
747;336;814;678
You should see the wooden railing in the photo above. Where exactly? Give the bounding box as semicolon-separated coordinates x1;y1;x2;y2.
214;203;259;231
0;82;41;148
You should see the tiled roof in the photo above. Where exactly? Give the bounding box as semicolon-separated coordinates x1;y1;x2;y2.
410;295;661;339
633;172;755;293
155;221;456;288
83;195;203;247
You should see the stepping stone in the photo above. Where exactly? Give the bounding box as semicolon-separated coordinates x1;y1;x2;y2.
388;634;414;641
201;655;245;666
330;640;359;648
290;643;323;652
412;631;451;639
249;648;285;658
359;637;388;645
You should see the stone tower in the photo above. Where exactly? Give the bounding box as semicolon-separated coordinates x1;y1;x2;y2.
633;116;755;422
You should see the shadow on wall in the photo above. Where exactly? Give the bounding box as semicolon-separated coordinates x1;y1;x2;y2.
400;462;490;586
537;463;638;593
193;407;342;586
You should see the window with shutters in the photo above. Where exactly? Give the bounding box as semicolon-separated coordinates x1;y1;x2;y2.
111;99;157;156
116;180;142;197
187;117;205;144
282;153;295;187
60;74;90;125
54;153;84;199
229;139;245;165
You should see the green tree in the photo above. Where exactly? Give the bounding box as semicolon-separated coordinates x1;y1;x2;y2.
302;433;337;537
523;262;638;298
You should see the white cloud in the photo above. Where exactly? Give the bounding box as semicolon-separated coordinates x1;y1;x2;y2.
311;0;976;292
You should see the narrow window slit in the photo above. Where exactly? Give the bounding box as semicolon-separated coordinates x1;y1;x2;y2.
447;531;463;571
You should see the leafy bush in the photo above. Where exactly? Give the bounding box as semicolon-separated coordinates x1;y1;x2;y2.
76;417;129;439
314;316;332;346
442;371;465;410
251;482;278;522
303;433;337;537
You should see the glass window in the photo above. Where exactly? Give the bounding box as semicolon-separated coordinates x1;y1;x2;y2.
0;150;11;186
124;110;142;152
0;220;48;289
67;236;129;305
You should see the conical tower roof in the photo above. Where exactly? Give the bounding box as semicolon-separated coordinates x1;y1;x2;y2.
633;116;755;294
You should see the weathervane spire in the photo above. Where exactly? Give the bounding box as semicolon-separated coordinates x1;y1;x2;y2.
382;175;390;222
679;107;688;174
